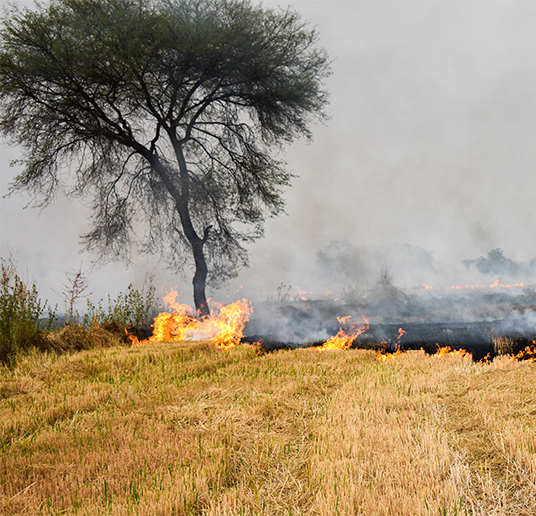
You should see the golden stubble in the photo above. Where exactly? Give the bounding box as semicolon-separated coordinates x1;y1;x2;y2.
0;343;535;515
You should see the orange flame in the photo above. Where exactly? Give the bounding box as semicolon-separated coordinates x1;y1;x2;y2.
422;284;440;290
131;291;251;350
318;315;369;351
396;328;406;346
478;353;491;365
489;280;525;288
375;341;536;364
296;287;313;301
376;345;404;361
376;329;406;361
325;289;338;300
513;345;536;362
433;345;471;359
377;342;473;362
438;281;526;290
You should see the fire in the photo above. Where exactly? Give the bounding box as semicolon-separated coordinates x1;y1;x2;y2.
318;329;356;351
325;289;338;301
376;345;403;362
422;284;440;290
478;353;491;365
375;329;406;361
131;290;251;350
422;281;526;291
296;287;313;301
451;283;486;290
208;300;252;350
512;345;536;362
377;343;472;362
489;280;525;288
375;340;536;364
318;315;369;351
433;345;470;359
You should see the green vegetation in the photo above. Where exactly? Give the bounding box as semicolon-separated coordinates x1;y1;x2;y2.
0;258;157;366
85;278;158;338
0;257;54;366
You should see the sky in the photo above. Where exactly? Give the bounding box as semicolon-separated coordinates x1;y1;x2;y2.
2;0;536;309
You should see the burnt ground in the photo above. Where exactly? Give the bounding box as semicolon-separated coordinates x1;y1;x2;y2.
243;286;536;361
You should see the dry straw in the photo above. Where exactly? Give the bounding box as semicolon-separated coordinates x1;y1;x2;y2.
1;343;535;515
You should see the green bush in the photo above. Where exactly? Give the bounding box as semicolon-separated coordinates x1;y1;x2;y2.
85;276;157;339
0;260;158;363
0;257;53;365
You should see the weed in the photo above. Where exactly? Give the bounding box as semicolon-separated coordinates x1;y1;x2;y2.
276;283;291;306
59;264;90;326
0;257;54;365
85;276;157;339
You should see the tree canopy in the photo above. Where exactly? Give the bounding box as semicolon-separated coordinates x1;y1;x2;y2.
0;0;330;315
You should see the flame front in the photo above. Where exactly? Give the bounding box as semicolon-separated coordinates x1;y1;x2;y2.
377;343;472;362
131;290;251;350
422;281;525;290
203;300;252;350
433;345;471;359
375;340;536;363
376;345;403;362
318;315;369;351
513;345;536;362
396;327;406;346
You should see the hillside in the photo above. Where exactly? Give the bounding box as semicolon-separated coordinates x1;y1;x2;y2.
1;342;535;515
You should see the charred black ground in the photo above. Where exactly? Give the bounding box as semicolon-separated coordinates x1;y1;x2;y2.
243;285;536;361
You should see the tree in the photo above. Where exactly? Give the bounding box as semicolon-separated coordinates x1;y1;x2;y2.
0;0;330;316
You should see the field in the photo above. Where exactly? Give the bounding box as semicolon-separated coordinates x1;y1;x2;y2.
1;342;535;515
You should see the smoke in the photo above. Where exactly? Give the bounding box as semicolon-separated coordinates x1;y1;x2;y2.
4;0;536;323
462;248;536;278
314;240;436;291
239;237;536;348
216;0;536;309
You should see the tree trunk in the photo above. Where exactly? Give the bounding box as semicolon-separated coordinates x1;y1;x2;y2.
147;142;212;317
142;140;212;317
192;240;209;318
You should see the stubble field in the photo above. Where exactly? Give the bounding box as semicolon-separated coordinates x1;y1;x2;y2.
1;341;535;515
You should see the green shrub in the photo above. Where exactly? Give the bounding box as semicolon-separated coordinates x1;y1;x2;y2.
0;260;158;363
0;257;53;365
85;276;157;339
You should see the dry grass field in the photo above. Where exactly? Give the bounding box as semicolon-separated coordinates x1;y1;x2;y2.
1;342;535;515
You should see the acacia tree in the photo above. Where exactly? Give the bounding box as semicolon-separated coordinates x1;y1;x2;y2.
0;0;330;316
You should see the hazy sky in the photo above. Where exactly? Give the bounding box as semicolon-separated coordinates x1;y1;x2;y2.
2;0;536;308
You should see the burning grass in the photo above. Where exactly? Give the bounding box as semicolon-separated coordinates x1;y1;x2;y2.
317;315;369;351
129;290;251;350
1;342;536;515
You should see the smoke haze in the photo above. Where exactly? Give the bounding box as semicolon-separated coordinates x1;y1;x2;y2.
2;0;536;311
